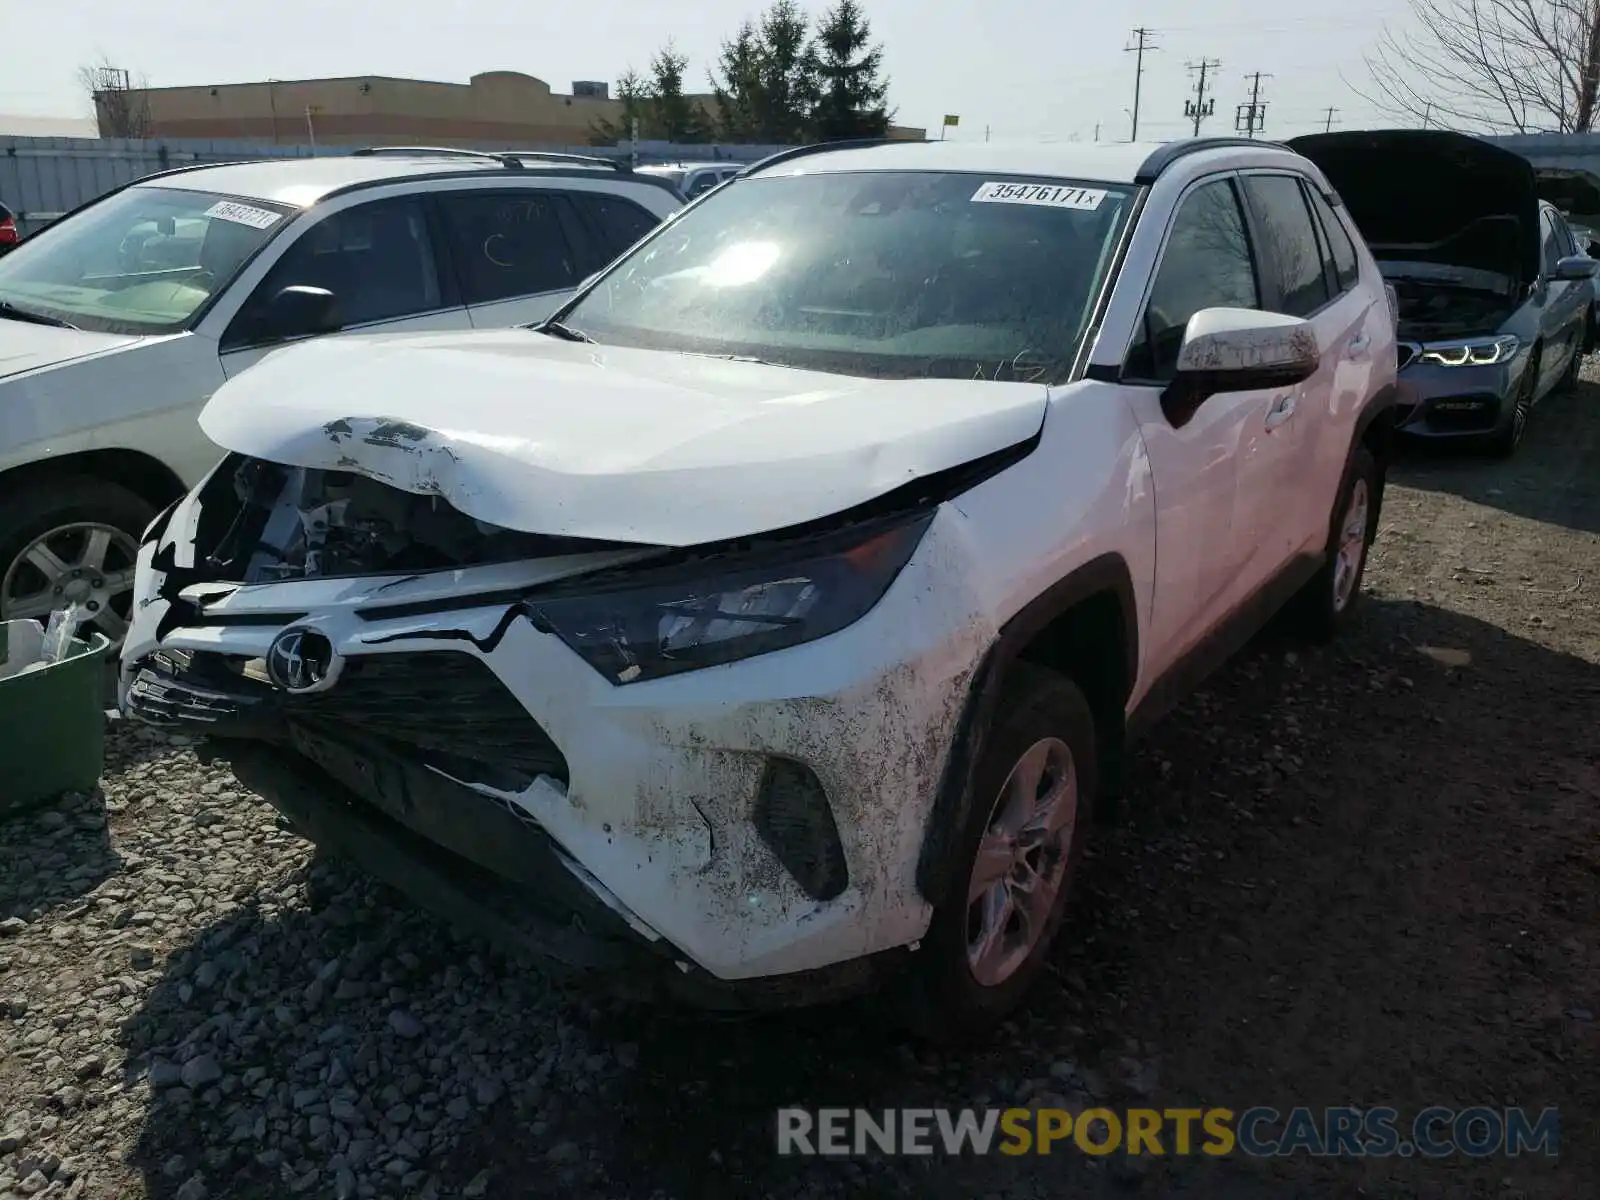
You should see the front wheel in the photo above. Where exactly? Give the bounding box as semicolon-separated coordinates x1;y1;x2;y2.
0;477;156;649
1488;352;1539;458
898;664;1098;1042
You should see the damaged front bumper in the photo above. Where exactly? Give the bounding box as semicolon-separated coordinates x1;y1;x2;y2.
121;457;997;1002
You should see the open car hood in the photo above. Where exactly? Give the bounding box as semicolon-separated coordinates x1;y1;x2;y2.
1290;129;1541;288
197;329;1049;547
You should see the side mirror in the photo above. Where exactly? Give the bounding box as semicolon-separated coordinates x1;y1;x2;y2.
1553;254;1597;281
263;284;341;340
1164;308;1320;424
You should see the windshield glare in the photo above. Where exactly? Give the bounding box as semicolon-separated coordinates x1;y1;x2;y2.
0;186;291;334
562;170;1135;383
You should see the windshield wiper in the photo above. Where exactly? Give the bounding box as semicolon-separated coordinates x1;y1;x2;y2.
684;351;793;368
0;301;78;331
536;319;594;343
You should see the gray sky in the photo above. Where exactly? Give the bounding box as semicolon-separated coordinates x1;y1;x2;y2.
4;0;1405;141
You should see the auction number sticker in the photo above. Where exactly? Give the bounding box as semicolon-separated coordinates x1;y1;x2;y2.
203;200;283;230
970;181;1107;210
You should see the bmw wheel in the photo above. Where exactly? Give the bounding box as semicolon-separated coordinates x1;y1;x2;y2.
1489;351;1539;459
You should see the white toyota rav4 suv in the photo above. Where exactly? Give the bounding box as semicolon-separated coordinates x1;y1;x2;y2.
121;138;1398;1034
0;148;680;643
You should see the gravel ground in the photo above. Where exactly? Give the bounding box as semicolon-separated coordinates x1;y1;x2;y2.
4;374;1599;1200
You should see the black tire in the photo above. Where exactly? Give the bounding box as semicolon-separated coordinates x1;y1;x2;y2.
897;663;1098;1042
1291;445;1380;644
0;476;158;647
1487;350;1539;459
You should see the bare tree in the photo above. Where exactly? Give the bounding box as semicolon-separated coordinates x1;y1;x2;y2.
79;60;152;139
1357;0;1600;133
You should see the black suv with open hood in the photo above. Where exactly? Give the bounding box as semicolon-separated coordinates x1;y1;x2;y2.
1292;129;1596;456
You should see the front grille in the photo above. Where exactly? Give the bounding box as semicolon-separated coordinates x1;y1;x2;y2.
129;648;569;786
1426;395;1501;431
284;652;569;785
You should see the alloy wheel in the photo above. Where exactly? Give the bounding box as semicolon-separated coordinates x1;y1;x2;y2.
965;736;1079;988
1331;478;1369;614
1;522;140;645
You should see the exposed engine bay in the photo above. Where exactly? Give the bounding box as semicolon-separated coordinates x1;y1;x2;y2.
1384;267;1518;342
199;456;601;582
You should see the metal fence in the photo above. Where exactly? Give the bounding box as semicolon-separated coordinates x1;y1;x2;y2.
0;136;798;236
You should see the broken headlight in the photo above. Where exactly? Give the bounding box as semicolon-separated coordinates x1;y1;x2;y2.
532;513;933;684
1416;335;1520;367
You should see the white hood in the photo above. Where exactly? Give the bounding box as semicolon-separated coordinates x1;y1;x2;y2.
0;321;142;380
199;329;1048;546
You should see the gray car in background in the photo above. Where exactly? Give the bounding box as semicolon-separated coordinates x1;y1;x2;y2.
635;161;743;199
1293;129;1597;457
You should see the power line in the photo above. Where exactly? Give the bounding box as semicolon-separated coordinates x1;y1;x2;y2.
1184;59;1221;138
1125;27;1159;141
1235;71;1272;138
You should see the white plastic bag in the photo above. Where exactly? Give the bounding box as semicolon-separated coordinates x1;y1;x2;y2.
40;604;91;665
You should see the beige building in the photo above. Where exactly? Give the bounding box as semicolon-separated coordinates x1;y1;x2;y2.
102;71;924;147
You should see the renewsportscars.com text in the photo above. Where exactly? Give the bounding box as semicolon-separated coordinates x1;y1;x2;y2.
776;1106;1560;1158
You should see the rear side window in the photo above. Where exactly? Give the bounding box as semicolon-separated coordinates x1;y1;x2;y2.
1126;177;1261;382
567;192;662;267
1305;186;1361;294
1241;174;1330;318
437;190;580;305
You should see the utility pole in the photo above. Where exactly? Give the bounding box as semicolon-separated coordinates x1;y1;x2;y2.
1094;122;1101;142
1421;101;1433;129
1322;105;1339;133
1235;71;1271;138
1184;59;1220;137
1125;27;1159;141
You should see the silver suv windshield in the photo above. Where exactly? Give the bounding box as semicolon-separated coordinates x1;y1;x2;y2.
0;185;292;335
558;170;1136;383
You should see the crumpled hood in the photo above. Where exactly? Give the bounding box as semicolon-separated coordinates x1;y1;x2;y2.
1290;129;1541;288
198;329;1049;546
0;321;142;380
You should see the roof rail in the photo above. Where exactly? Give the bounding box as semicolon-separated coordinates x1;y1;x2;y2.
1133;137;1290;184
490;150;626;171
348;146;526;170
741;137;926;177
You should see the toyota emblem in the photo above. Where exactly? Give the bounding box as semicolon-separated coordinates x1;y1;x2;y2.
265;627;341;694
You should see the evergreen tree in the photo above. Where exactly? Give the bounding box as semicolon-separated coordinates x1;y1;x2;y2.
589;69;650;144
711;2;819;142
711;21;767;142
647;44;715;142
809;0;891;140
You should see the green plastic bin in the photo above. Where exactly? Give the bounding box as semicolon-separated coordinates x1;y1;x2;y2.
0;618;112;813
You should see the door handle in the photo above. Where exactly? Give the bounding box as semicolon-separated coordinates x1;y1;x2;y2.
1264;392;1297;430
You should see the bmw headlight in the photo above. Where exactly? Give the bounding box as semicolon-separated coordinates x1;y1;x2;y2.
1416;335;1520;367
532;513;933;684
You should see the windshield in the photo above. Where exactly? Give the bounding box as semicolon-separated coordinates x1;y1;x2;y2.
0;186;292;334
558;170;1136;383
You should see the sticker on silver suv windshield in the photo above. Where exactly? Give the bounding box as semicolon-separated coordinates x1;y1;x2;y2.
203;200;282;230
970;181;1107;210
